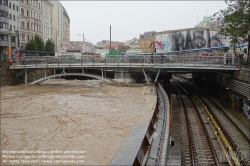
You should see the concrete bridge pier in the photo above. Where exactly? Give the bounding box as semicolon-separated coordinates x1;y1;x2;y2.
25;68;27;84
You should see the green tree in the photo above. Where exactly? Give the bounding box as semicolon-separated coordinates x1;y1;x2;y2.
213;0;250;63
25;34;45;51
118;45;131;52
25;39;37;51
34;34;45;51
45;39;55;52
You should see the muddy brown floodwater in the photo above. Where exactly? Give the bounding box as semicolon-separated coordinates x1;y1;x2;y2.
1;79;157;165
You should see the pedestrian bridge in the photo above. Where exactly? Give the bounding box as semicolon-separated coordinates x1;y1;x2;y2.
9;55;239;84
10;55;238;71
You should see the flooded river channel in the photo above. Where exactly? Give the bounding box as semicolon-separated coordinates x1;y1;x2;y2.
1;79;156;165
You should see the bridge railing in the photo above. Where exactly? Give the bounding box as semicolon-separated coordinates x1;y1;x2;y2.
11;55;230;67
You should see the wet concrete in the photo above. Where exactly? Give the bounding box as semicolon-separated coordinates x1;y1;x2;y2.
166;95;182;166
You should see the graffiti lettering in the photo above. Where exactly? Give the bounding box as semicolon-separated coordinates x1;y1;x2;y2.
155;29;229;53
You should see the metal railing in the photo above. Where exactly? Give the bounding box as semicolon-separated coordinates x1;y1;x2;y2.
10;55;237;68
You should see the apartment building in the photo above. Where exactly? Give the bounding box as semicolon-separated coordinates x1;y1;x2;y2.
1;0;70;52
62;6;70;42
41;0;53;43
50;0;63;48
19;0;43;49
0;0;20;55
19;0;70;49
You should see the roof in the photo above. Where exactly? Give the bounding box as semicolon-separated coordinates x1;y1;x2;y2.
140;31;156;39
62;5;70;20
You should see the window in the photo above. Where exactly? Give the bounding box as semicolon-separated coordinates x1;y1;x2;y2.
39;3;40;9
27;22;29;29
30;11;32;17
13;4;15;10
17;6;18;12
21;8;24;16
0;10;8;17
1;0;8;6
10;25;12;31
9;14;12;20
21;21;24;29
27;10;29;16
14;26;15;31
39;14;40;20
28;34;29;41
9;2;11;9
26;0;28;4
22;34;25;41
34;24;35;31
13;15;15;21
11;36;15;42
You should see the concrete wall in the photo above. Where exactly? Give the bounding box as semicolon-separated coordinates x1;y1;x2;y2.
154;28;230;53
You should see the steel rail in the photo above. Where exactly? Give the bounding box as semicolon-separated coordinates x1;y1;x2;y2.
170;81;195;166
195;96;241;166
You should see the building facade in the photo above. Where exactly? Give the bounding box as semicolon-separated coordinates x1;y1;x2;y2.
50;0;63;48
62;6;70;42
19;0;43;49
41;0;53;43
0;0;20;55
139;31;156;53
125;37;139;49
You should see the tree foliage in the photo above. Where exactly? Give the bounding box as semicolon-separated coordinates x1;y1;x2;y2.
34;34;45;51
45;39;55;52
118;45;131;52
25;34;44;51
213;0;250;47
25;39;37;51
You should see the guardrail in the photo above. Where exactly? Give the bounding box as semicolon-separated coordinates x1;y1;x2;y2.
133;82;170;166
10;55;230;68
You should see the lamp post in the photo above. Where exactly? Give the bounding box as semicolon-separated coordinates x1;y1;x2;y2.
110;25;111;51
77;34;93;54
248;28;250;65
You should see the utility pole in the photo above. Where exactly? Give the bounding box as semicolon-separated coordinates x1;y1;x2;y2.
110;25;111;52
248;30;250;65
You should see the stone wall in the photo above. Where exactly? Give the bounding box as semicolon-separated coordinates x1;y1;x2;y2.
0;62;21;86
0;62;52;86
25;69;52;83
235;69;250;83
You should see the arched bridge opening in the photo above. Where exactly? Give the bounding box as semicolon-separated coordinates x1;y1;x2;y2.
31;73;117;84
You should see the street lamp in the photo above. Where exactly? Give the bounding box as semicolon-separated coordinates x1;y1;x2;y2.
77;34;93;54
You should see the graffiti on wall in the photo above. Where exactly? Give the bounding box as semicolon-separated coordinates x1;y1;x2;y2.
59;41;84;52
154;29;230;53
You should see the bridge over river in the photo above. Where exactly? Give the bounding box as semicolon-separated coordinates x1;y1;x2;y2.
9;55;239;84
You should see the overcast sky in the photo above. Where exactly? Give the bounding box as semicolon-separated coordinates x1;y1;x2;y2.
60;1;228;45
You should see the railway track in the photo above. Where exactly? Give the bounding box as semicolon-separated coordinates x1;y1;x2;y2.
198;96;250;166
171;80;218;165
173;74;250;166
